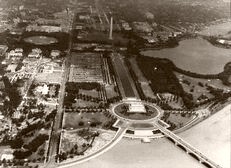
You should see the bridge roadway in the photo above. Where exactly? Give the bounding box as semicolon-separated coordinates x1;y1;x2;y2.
154;120;222;168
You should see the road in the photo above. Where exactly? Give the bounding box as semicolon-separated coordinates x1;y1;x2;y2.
155;120;222;168
45;13;76;168
58;127;127;168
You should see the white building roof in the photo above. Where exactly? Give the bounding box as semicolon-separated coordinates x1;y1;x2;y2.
36;84;49;95
128;102;146;113
15;48;23;53
6;64;18;72
134;130;153;136
1;154;13;161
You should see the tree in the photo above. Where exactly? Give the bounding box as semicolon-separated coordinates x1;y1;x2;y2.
78;121;84;126
10;137;24;149
38;148;45;156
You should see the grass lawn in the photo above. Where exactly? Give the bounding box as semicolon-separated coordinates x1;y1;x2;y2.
72;99;99;108
79;89;99;98
35;72;62;84
141;83;156;99
105;85;118;99
161;93;184;109
63;112;111;130
175;72;215;102
129;58;148;83
166;113;194;128
129;57;157;99
28;143;46;162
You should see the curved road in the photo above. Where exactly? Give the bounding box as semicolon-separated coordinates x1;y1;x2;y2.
58;127;127;168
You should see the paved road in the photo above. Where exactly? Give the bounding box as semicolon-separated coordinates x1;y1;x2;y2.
155;121;222;168
45;13;75;168
58;127;127;168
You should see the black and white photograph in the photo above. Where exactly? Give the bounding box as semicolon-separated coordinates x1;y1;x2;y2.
0;0;230;168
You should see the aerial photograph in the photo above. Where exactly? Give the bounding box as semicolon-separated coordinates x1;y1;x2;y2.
0;0;230;168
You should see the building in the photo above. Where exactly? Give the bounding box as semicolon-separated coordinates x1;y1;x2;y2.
28;51;40;58
121;20;132;31
1;149;14;161
132;22;153;34
15;48;23;53
217;39;231;46
6;64;18;72
42;62;63;73
28;48;42;58
128;102;146;113
123;98;146;113
7;50;23;58
50;50;61;58
32;48;42;54
36;84;49;95
142;36;158;44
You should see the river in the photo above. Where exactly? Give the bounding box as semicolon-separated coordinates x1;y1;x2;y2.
66;22;231;168
68;104;230;168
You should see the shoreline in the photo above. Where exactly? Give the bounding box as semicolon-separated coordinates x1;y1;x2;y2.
73;103;230;168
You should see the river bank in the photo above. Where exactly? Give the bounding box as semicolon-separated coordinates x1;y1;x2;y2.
67;104;230;168
141;37;231;74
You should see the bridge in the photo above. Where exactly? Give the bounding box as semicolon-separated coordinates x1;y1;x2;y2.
154;120;222;168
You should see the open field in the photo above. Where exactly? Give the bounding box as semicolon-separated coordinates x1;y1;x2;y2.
79;89;99;98
24;36;58;45
175;72;231;102
129;57;156;99
166;113;194;128
129;58;148;83
112;55;137;98
35;72;62;84
105;85;119;99
140;83;156;99
72;99;99;108
63;112;112;130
